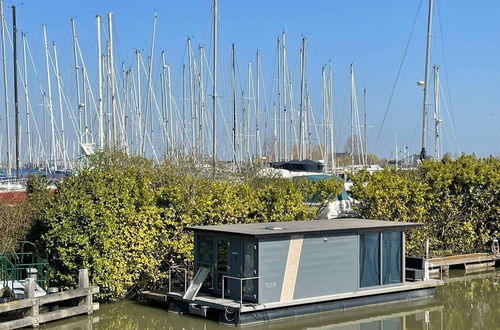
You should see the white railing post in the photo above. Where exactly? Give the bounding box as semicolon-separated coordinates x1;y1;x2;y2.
221;276;225;304
424;239;430;280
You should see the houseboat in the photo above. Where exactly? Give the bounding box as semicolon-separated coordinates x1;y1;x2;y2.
163;219;442;325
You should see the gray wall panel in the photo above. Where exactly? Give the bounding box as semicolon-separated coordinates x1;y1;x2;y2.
294;234;358;300
258;238;290;303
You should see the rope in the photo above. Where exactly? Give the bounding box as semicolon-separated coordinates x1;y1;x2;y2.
374;0;424;153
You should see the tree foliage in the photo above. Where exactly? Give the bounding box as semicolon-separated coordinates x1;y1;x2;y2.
29;150;341;301
351;155;500;256
0;174;50;254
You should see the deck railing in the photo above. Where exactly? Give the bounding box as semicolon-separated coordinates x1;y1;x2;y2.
168;266;189;293
1;251;49;291
0;269;99;329
221;275;260;308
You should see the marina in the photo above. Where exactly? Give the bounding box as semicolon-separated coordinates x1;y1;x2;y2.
0;0;498;328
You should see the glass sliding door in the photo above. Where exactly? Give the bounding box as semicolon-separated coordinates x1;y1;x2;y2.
196;235;213;292
215;238;229;295
382;231;402;285
242;241;258;301
359;233;380;288
359;231;403;289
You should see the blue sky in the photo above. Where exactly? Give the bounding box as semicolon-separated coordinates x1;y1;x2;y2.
4;0;500;159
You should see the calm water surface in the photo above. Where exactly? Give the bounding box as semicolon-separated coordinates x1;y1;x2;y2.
41;269;499;330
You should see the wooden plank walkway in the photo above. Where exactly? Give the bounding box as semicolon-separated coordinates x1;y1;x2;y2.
0;269;99;329
429;253;499;273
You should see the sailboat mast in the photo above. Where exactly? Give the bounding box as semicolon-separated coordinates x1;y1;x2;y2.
276;37;281;160
107;12;117;148
350;64;354;166
256;50;260;159
363;88;367;164
182;64;186;156
299;37;306;160
53;43;68;170
420;0;434;160
22;32;31;166
187;38;195;157
433;65;441;159
1;2;11;176
246;62;251;160
160;51;167;156
71;19;82;145
136;50;143;155
167;64;173;157
322;66;327;165
282;31;287;161
211;0;217;171
198;45;204;158
273;102;277;160
231;43;237;165
12;5;19;178
43;25;56;171
96;15;104;149
328;61;335;172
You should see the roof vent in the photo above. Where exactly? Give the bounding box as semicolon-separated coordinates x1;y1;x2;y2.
265;226;284;230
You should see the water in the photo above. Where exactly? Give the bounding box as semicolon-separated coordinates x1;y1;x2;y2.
41;269;499;330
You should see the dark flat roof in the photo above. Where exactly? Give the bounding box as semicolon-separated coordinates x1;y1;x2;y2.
187;218;423;238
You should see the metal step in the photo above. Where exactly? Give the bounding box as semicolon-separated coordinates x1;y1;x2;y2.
189;303;209;317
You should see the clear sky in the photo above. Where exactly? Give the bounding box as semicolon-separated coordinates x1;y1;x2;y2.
4;0;500;159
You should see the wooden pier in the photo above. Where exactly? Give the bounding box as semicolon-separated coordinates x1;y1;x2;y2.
0;269;99;329
428;253;500;274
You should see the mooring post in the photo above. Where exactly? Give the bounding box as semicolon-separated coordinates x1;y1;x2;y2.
24;278;39;327
424;239;430;280
78;269;93;315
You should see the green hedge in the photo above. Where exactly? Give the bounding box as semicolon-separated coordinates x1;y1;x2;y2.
351;155;500;256
30;150;341;301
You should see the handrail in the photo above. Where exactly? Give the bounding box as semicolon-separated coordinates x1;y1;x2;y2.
221;275;259;308
0;251;49;290
168;266;188;293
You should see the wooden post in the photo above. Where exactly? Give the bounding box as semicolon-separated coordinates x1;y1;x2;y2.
402;231;406;284
24;278;39;327
424;239;430;280
78;269;93;315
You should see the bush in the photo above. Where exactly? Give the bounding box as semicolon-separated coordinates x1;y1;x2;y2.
32;151;341;301
351;155;500;256
0;203;34;254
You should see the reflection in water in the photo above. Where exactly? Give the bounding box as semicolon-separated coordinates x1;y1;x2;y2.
41;269;499;330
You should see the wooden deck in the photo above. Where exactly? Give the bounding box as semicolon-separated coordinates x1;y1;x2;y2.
428;253;500;273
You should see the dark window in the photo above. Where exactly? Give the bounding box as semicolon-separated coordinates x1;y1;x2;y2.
360;233;380;287
382;231;402;284
216;239;229;272
197;235;213;264
243;242;257;298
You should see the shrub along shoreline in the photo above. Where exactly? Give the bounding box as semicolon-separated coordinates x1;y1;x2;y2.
18;150;341;301
350;154;500;257
1;152;497;302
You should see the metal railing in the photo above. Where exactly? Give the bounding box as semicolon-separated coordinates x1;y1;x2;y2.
168;266;189;293
1;251;49;291
221;275;260;308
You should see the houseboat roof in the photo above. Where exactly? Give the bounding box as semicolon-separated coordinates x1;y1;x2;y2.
187;218;423;238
